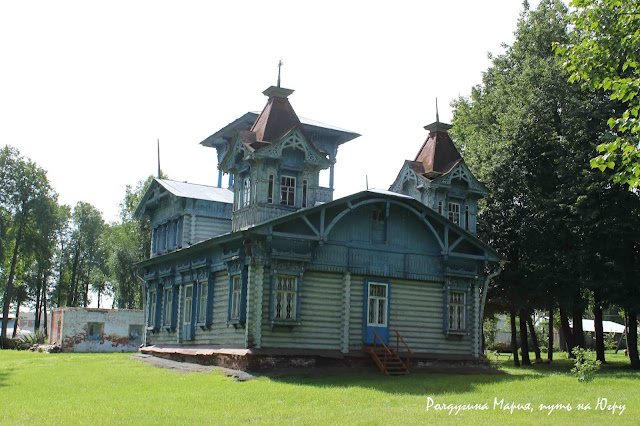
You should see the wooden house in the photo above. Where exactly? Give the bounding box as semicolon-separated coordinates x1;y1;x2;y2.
136;84;502;373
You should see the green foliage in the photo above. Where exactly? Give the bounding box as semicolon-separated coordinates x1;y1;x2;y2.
571;346;601;382
18;330;46;348
106;175;157;309
556;0;640;189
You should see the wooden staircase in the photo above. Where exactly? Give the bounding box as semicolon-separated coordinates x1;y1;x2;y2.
363;329;413;376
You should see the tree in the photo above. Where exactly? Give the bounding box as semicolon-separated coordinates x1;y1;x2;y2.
0;146;56;342
107;176;157;309
556;0;640;189
452;0;640;367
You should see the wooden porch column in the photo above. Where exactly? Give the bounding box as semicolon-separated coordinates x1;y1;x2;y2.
341;271;351;353
473;281;480;357
245;263;264;348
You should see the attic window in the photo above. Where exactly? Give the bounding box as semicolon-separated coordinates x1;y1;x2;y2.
281;176;296;207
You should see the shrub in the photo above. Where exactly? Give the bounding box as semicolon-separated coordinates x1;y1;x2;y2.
571;346;601;383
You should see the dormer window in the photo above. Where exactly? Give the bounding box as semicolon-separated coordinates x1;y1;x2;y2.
281;176;296;207
448;202;460;225
242;177;251;208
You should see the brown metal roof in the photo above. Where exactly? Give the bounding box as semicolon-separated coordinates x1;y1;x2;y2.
250;89;306;143
413;122;462;176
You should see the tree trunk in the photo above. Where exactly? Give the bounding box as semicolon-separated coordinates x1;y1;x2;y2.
548;308;554;362
627;310;640;369
83;266;92;308
39;274;48;333
34;273;42;330
527;312;542;362
97;290;101;309
560;308;574;357
67;245;80;307
572;306;585;349
1;215;25;341
510;310;520;367
43;294;48;337
593;295;606;364
12;302;21;339
519;309;531;365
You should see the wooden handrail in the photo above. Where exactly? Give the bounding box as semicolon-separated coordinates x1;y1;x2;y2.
371;328;394;371
394;329;413;369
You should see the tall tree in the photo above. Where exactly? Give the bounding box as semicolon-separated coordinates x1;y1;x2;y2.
0;146;56;342
107;176;158;309
452;0;639;365
556;0;640;189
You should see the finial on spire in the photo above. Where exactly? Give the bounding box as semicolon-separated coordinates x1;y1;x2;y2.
157;139;161;179
277;59;283;87
436;98;440;123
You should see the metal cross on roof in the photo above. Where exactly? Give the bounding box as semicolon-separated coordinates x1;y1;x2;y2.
277;59;283;87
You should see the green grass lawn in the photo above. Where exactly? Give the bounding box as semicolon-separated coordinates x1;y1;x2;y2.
0;350;638;425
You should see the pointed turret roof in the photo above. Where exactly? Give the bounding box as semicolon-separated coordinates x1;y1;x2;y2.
413;120;462;178
250;86;306;143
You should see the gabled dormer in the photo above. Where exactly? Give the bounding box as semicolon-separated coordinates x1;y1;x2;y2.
206;85;360;231
389;119;487;234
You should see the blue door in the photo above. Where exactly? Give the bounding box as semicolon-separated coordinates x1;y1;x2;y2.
182;284;193;341
363;280;390;344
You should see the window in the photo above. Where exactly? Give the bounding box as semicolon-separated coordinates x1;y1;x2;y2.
367;283;387;327
242;177;251;207
163;288;172;326
87;322;104;342
438;200;443;215
198;282;207;323
302;180;308;208
230;275;242;320
129;325;142;344
280;175;296;207
448;202;460;225
184;285;193;326
371;208;386;243
448;291;465;331
267;174;274;203
465;206;470;231
149;290;157;327
274;276;298;321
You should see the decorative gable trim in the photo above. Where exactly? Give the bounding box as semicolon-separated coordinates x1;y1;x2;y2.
255;128;330;168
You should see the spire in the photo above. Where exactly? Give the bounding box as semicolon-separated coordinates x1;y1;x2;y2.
277;59;283;87
157;139;161;179
436;98;440;123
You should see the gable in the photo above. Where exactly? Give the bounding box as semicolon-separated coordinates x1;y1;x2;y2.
254;128;330;168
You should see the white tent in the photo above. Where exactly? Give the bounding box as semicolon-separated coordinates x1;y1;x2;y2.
570;319;626;334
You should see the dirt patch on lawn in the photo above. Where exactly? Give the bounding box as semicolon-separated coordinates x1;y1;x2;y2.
131;353;257;381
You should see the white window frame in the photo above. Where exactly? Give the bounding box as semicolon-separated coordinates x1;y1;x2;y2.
448;291;466;331
274;275;298;321
242;177;251;208
280;175;296;207
230;275;242;320
448;202;460;225
198;282;207;324
367;282;388;327
163;288;172;327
